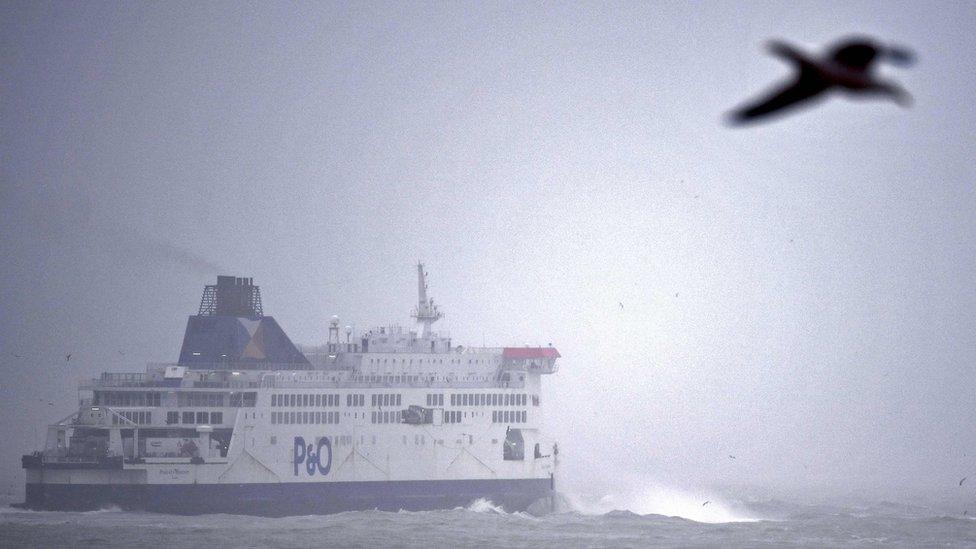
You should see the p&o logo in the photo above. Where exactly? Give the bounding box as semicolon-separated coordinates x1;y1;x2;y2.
293;436;332;476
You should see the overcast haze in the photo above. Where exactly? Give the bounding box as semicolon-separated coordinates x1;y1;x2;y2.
2;1;975;507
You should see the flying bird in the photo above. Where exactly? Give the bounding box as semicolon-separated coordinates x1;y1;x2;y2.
65;354;72;363
729;455;736;460
960;477;968;486
619;302;624;310
727;36;915;125
702;501;711;507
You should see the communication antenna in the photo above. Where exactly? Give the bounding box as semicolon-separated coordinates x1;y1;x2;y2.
411;262;442;338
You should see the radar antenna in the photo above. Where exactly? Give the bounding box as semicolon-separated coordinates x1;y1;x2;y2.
411;262;442;338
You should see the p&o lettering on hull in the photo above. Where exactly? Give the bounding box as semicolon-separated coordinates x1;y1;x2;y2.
294;436;332;476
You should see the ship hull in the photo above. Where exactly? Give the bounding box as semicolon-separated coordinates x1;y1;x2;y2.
22;477;554;516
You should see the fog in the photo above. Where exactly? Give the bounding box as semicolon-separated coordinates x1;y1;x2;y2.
2;1;975;512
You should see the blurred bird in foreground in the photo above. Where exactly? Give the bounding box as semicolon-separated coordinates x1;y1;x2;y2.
727;36;915;125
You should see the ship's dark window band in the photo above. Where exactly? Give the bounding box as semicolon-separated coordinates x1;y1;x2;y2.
370;394;402;407
370;410;403;424
170;410;219;424
449;393;527;407
270;411;340;425
426;394;444;406
491;410;527;424
111;411;152;425
178;392;224;407
94;391;161;407
444;410;462;423
229;392;257;407
271;393;343;407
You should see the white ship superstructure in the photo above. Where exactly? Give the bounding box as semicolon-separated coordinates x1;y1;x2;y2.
21;266;559;515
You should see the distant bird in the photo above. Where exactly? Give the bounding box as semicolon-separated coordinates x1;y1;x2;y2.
960;477;968;486
674;292;679;298
12;354;23;359
619;302;624;310
729;455;736;460
65;353;71;363
118;350;125;356
702;501;711;507
727;36;915;125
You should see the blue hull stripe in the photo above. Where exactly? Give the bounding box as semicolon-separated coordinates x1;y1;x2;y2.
23;478;553;516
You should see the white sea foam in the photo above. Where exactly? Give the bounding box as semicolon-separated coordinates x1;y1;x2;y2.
562;485;763;523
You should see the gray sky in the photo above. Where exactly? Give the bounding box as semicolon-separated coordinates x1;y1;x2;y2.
2;1;975;504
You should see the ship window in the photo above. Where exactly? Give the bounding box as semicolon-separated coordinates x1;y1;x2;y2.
396;394;401;406
271;412;277;424
196;412;208;424
211;412;222;424
288;394;295;407
271;394;277;407
371;411;376;423
182;411;194;424
291;412;296;424
372;394;377;406
347;394;352;406
492;411;498;422
315;395;321;407
450;394;456;406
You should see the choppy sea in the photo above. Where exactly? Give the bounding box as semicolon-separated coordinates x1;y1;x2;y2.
2;492;975;548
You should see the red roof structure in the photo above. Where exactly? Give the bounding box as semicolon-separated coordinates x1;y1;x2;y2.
502;347;561;359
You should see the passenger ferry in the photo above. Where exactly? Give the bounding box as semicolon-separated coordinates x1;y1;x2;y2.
19;265;560;515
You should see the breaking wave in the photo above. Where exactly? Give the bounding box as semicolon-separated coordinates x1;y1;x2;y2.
560;485;764;523
464;498;507;514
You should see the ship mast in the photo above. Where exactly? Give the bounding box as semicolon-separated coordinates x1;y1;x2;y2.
411;262;442;338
